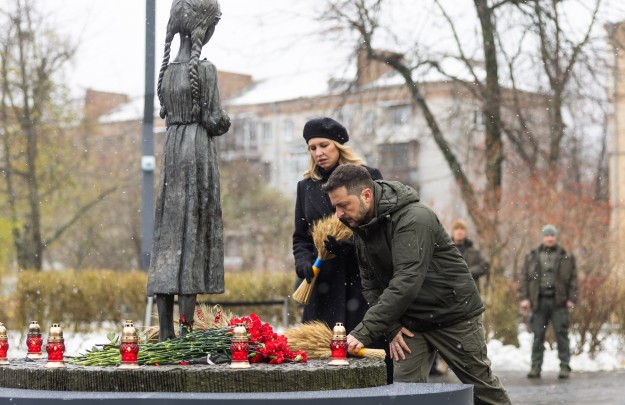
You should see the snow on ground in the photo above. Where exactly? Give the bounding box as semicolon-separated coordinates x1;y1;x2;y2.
5;325;625;371
7;329;116;358
487;324;625;372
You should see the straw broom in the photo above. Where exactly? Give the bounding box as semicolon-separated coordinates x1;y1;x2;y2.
292;215;353;304
284;321;386;361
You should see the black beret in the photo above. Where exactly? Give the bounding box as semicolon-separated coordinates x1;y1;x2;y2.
302;117;349;144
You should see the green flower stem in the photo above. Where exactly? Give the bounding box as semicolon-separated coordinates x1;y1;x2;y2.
67;328;257;367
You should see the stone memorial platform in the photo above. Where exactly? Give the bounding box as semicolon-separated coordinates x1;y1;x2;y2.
0;359;385;392
0;358;472;404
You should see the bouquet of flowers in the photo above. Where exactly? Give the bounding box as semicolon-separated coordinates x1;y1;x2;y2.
229;313;307;364
292;215;353;304
68;309;306;366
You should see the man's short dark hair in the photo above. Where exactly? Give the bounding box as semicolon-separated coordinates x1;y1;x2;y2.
322;164;374;196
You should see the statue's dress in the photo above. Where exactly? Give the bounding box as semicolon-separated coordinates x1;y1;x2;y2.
147;60;229;296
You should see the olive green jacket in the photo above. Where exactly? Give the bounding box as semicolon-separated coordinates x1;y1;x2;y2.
349;181;484;346
518;244;578;308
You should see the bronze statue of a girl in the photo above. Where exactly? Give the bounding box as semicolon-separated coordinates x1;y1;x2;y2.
147;0;230;342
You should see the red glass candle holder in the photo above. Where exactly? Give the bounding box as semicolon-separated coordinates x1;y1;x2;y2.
46;341;65;361
26;321;43;359
231;341;250;361
119;320;139;369
120;341;139;366
0;340;8;365
229;323;251;368
45;323;65;368
328;322;349;366
0;323;9;366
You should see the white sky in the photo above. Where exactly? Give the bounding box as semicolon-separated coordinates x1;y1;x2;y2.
36;0;344;98
30;0;625;99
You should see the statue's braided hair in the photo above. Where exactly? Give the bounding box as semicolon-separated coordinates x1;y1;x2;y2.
157;29;174;119
188;26;205;121
157;0;221;121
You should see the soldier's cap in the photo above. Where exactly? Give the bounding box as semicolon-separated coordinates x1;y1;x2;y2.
541;224;558;236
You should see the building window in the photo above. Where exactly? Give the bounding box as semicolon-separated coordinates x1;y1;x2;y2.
284;119;294;142
379;142;409;169
262;122;272;144
337;109;352;132
364;111;376;134
245;119;258;149
474;109;486;128
390;105;411;126
377;141;419;188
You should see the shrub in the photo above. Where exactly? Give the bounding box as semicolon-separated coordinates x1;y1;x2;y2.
570;274;625;356
482;276;520;346
614;278;625;336
200;271;299;326
14;270;147;332
8;269;298;332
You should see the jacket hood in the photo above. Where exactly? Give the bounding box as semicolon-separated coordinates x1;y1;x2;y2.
352;181;420;232
374;180;420;217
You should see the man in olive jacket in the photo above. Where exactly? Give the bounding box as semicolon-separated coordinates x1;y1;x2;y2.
323;165;511;405
519;224;578;379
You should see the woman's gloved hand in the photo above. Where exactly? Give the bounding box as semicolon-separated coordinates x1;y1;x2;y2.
295;260;315;283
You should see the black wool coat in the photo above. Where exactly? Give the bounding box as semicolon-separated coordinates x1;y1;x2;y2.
456;238;489;291
292;164;382;332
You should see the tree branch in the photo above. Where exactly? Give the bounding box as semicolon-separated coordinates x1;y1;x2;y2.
43;186;118;247
433;0;483;90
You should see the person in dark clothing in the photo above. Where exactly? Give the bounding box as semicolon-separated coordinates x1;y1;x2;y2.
427;220;489;376
293;117;382;330
323;164;511;405
451;220;489;293
519;224;578;379
292;118;392;382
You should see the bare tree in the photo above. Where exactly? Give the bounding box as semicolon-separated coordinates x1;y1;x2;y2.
326;0;511;272
0;0;114;270
498;0;602;172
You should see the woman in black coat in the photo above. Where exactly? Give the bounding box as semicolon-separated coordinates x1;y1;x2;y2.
292;117;382;334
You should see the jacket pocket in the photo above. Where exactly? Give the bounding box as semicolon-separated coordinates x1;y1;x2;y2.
461;326;486;352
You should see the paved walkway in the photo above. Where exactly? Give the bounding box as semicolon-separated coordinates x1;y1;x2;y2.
430;369;625;405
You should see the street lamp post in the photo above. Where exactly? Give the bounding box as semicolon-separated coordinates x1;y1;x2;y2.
142;0;156;327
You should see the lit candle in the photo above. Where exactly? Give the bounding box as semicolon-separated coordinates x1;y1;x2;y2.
328;322;349;366
26;321;43;359
229;323;251;368
0;323;9;365
119;320;140;368
45;323;65;368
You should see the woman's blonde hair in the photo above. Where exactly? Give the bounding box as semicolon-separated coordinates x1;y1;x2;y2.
303;140;366;181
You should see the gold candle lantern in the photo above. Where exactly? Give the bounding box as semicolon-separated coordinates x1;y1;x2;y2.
119;320;140;369
26;321;44;359
45;323;65;368
0;323;9;365
229;323;251;368
328;322;349;366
